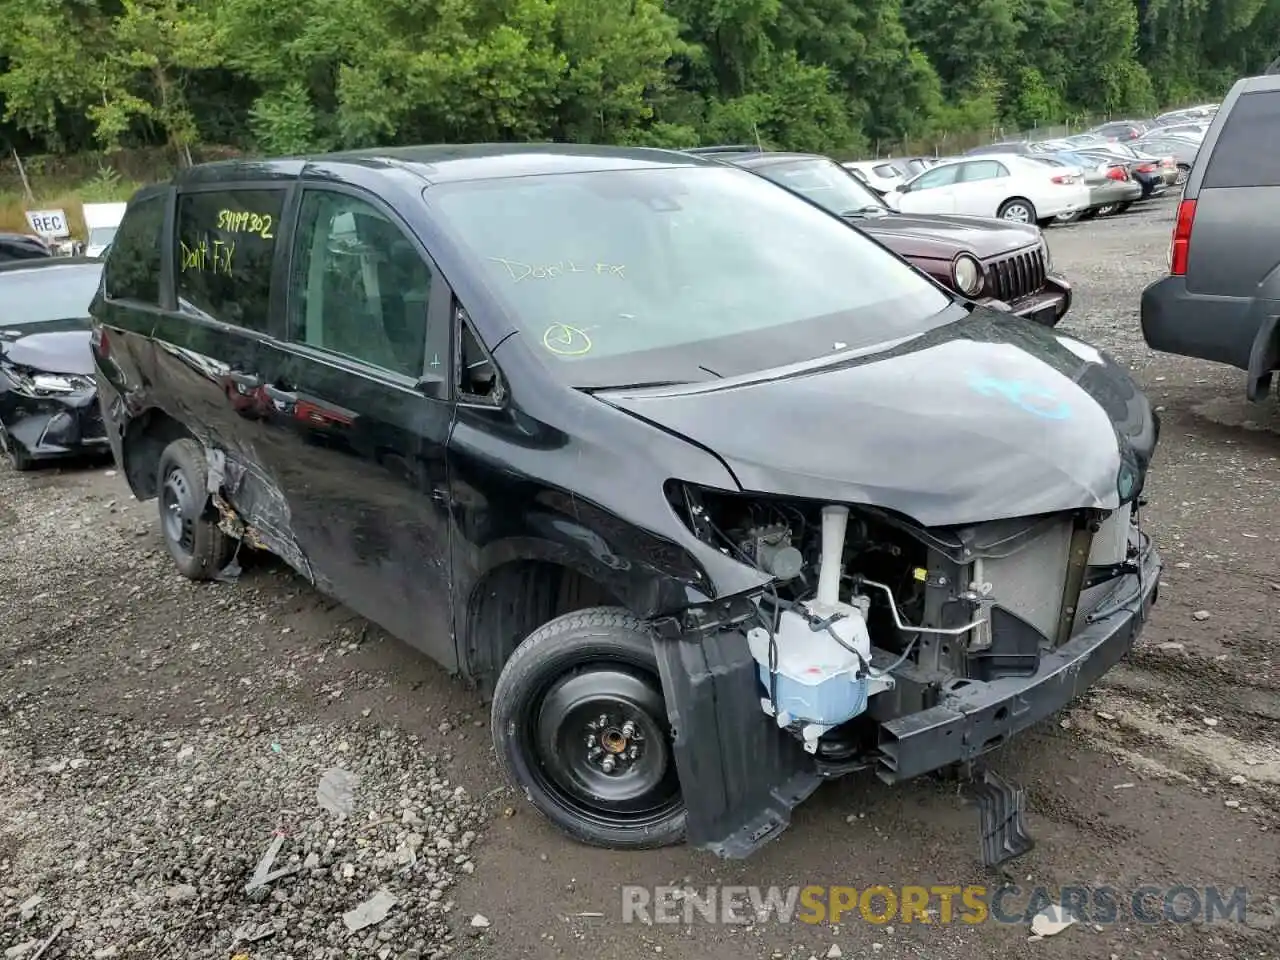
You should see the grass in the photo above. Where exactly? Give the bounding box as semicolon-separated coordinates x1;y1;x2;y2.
0;167;142;239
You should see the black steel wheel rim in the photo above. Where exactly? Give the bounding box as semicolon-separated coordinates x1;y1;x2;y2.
525;658;681;829
161;466;197;555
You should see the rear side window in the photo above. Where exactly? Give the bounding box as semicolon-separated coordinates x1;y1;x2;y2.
960;160;1007;181
872;164;897;178
1201;92;1280;188
103;194;164;304
175;188;286;332
910;165;959;190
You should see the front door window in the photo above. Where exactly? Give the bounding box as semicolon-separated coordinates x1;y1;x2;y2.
287;192;434;380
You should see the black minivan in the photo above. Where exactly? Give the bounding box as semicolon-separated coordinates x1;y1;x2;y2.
91;144;1161;861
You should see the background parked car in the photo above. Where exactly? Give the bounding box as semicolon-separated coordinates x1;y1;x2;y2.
1089;120;1151;142
1062;133;1108;148
0;257;107;470
1142;73;1280;402
885;154;1089;225
1034;152;1142;219
709;148;1072;324
842;160;904;194
1131;135;1199;183
880;156;938;179
1152;104;1217;125
1073;144;1173;198
0;233;53;263
964;140;1034;156
1157;121;1211;140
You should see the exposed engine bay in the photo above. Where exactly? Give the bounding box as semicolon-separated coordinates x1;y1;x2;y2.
669;484;1148;777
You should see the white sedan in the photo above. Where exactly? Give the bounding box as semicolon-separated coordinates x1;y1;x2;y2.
842;160;905;194
882;154;1089;225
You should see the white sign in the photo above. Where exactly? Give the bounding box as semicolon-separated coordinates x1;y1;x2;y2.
24;208;70;239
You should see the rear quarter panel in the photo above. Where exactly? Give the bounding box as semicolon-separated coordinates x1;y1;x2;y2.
1183;76;1280;299
1184;186;1280;295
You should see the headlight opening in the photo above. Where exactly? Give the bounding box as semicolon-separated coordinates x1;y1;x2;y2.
953;254;983;297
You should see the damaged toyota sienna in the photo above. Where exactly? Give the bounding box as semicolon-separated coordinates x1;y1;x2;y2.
90;144;1161;861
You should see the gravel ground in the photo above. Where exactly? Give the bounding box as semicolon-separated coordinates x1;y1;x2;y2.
2;194;1278;960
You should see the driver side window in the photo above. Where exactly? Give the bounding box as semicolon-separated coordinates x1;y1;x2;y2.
287;191;433;379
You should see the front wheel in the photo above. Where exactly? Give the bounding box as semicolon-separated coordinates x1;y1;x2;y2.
998;198;1037;224
491;608;686;850
0;423;34;471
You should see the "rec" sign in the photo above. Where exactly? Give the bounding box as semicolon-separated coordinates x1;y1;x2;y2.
24;208;70;238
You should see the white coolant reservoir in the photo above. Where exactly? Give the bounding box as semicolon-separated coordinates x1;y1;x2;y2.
746;600;873;731
746;502;894;753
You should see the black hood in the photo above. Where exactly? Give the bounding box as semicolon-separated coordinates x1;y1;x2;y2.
597;310;1156;527
0;317;94;375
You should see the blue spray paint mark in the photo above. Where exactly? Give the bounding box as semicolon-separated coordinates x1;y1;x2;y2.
968;374;1072;420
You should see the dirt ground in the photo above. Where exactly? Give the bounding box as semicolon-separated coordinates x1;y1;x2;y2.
2;195;1278;960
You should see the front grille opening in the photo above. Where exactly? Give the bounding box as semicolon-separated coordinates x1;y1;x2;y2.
986;246;1046;302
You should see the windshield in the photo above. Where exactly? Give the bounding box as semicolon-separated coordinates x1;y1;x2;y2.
0;263;102;325
753;158;886;216
427;165;952;388
88;226;118;247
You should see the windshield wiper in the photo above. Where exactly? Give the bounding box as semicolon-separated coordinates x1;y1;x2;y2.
841;205;887;217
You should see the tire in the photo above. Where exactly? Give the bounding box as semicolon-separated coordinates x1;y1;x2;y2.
0;423;34;471
156;438;236;580
1175;164;1190;186
998;198;1037;224
491;607;686;850
1078;208;1099;221
1095;203;1118;217
1053;211;1083;224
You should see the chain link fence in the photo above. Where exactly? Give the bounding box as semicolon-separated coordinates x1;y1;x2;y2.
859;115;1117;161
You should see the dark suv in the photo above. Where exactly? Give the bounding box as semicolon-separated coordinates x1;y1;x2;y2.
1141;74;1280;402
703;149;1071;326
91;144;1160;861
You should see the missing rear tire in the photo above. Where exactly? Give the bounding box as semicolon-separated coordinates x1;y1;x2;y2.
491;607;686;850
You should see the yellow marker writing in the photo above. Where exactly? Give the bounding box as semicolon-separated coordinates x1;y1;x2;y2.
179;237;235;276
542;323;593;356
216;209;274;239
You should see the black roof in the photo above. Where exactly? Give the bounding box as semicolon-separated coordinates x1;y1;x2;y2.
0;256;101;275
693;150;828;168
172;143;723;188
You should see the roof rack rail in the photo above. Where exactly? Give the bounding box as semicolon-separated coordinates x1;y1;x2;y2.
684;144;766;155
